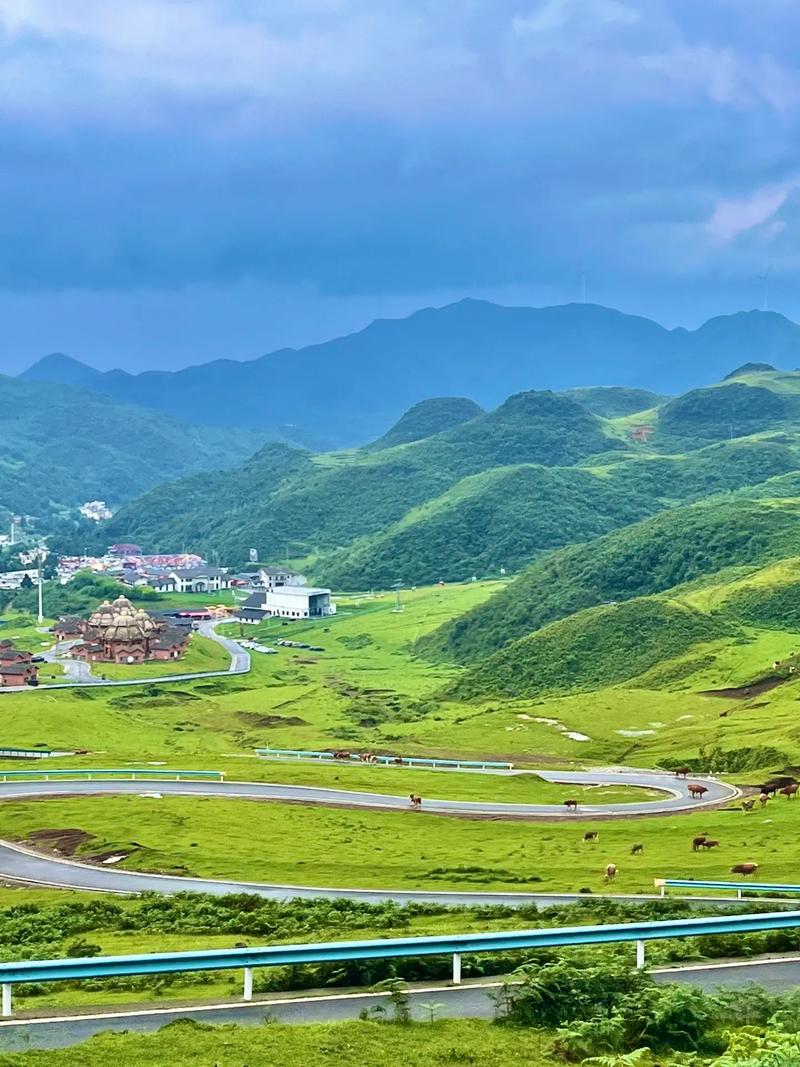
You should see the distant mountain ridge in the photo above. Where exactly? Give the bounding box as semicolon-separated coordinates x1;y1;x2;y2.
21;301;800;448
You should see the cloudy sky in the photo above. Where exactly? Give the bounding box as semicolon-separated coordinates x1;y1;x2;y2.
1;0;800;372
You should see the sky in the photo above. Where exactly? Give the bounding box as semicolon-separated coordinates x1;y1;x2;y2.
2;0;800;373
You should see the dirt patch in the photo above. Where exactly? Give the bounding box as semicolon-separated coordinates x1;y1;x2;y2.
699;676;783;699
237;712;309;727
26;828;94;855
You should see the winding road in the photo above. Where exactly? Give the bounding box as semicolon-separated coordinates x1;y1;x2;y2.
0;769;738;901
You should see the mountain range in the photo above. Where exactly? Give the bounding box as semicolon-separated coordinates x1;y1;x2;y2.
21;300;800;448
97;365;800;587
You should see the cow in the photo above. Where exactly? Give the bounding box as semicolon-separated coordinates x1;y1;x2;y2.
564;799;578;812
692;835;708;851
688;784;708;799
631;843;644;855
674;767;691;778
700;839;720;850
741;798;755;813
759;793;770;808
409;794;422;810
583;831;599;844
731;862;759;877
781;784;799;800
604;863;617;882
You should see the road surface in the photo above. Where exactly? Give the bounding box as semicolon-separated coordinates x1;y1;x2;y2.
0;769;736;899
0;957;798;1051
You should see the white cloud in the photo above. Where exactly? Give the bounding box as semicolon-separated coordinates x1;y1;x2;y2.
706;180;798;243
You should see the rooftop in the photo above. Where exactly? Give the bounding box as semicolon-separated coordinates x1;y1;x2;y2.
266;586;330;597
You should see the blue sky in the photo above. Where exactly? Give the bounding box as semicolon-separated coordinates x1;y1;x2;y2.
1;0;800;372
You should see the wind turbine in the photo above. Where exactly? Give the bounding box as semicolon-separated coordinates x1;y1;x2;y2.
758;265;773;312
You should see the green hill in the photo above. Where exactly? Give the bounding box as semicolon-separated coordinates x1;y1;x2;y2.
450;598;733;700
317;463;655;588
364;397;484;450
105;390;624;564
419;498;800;664
561;386;668;418
0;374;266;516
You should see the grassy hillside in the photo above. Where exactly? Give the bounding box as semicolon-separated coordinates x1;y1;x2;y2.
318;463;656;588
561;385;668;417
364;396;484;450
0;374;265;516
450;598;733;700
419;498;800;663
105;390;624;566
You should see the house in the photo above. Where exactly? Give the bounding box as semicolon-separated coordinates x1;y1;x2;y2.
0;663;38;687
257;566;298;591
139;573;178;592
0;643;32;666
262;586;336;619
51;617;84;639
236;607;268;624
168;567;230;594
68;596;190;665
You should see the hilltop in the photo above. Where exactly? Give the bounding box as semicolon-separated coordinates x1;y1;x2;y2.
22;302;800;447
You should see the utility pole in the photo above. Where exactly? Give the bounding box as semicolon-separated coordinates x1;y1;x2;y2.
37;550;44;625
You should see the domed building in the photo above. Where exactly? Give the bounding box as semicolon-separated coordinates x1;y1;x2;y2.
61;595;189;664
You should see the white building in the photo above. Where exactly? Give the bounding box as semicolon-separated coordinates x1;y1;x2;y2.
263;586;336;619
167;567;231;594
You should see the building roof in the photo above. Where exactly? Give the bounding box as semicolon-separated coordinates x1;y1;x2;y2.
259;566;295;576
0;664;32;675
171;567;228;579
265;586;330;597
237;607;268;620
242;592;266;608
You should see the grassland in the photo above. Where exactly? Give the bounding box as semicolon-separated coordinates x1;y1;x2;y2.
1;788;791;893
0;1019;557;1066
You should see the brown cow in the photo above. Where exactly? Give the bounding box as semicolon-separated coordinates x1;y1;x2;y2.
583;831;599;843
731;862;759;877
409;794;422;809
674;767;691;778
631;843;644;855
692;835;708;851
604;863;617;882
688;784;708;799
700;839;720;850
781;784;799;800
759;793;770;808
564;799;578;812
741;798;755;813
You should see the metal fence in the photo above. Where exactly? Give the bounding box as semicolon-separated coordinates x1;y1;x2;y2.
0;906;798;1016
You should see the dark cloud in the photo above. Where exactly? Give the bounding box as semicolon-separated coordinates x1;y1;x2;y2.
0;0;798;370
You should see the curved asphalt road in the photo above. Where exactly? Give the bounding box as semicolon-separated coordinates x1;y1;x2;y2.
0;769;737;901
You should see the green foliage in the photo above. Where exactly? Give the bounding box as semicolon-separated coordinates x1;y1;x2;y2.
450;598;732;700
0;373;266;516
420;499;800;664
364;397;484;450
657;383;790;446
10;571;159;617
724;580;800;630
561;387;667;418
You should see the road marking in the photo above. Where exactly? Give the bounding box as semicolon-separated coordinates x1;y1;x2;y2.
654;955;800;974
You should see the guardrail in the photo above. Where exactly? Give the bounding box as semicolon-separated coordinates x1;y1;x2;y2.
0;907;798;1017
255;748;513;771
656;878;800;900
0;769;224;783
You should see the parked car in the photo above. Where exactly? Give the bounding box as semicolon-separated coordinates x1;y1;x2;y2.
308;646;325;652
31;655;45;662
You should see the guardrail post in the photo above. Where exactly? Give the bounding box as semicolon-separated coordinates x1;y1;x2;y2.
452;953;462;984
736;888;742;899
2;983;12;1017
243;967;253;1001
636;940;645;970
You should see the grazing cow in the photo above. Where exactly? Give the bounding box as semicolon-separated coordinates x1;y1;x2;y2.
759;793;770;808
604;863;617;882
631;843;644;855
564;799;578;812
674;767;691;778
731;862;759;877
583;831;599;844
688;784;708;799
409;794;422;810
701;839;720;850
741;799;755;813
781;784;799;800
692;835;708;851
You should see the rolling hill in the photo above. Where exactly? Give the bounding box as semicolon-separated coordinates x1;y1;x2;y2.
22;302;800;447
0;374;266;517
